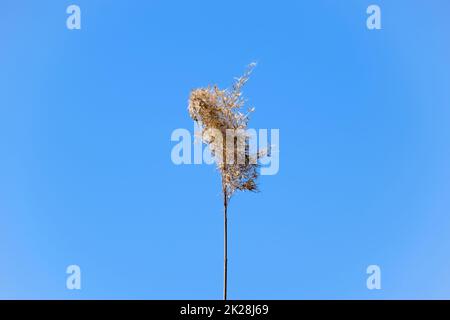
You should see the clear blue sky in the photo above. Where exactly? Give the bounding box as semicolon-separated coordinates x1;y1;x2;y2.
1;0;450;299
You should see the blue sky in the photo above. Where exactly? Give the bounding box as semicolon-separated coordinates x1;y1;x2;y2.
1;0;450;299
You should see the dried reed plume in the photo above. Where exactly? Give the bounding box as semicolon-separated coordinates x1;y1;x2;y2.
188;63;264;300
